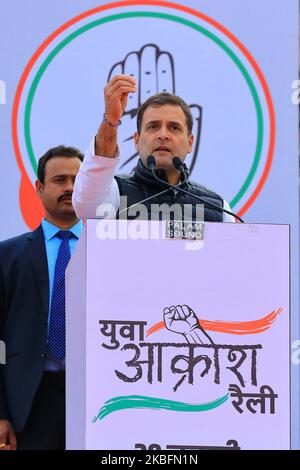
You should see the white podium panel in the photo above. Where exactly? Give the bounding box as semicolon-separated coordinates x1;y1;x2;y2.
66;220;289;450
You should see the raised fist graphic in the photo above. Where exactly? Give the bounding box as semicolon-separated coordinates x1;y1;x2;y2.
163;304;213;345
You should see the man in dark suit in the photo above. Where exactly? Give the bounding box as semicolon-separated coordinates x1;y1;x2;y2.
0;145;83;450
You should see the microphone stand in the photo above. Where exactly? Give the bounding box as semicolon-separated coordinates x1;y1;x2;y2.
147;155;244;223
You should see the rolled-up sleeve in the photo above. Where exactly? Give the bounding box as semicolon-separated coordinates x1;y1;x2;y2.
72;139;120;220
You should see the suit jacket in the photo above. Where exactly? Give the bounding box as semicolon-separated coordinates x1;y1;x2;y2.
0;225;49;432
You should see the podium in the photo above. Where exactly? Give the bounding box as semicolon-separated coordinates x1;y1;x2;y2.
66;220;290;450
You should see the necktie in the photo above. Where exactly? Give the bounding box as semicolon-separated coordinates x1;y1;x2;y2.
48;230;73;360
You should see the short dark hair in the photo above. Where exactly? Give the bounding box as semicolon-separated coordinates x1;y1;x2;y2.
136;93;193;135
37;145;84;183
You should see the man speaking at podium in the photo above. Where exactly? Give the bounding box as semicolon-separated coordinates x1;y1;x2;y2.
73;75;236;222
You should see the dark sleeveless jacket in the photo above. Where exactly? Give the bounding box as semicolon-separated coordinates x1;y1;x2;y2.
115;159;224;222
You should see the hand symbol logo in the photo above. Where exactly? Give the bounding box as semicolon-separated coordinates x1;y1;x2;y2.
107;44;202;173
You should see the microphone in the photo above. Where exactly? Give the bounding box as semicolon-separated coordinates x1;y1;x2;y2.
172;157;190;185
172;157;189;178
118;154;172;217
147;155;156;171
147;155;244;223
146;156;188;188
172;156;184;171
118;156;184;218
